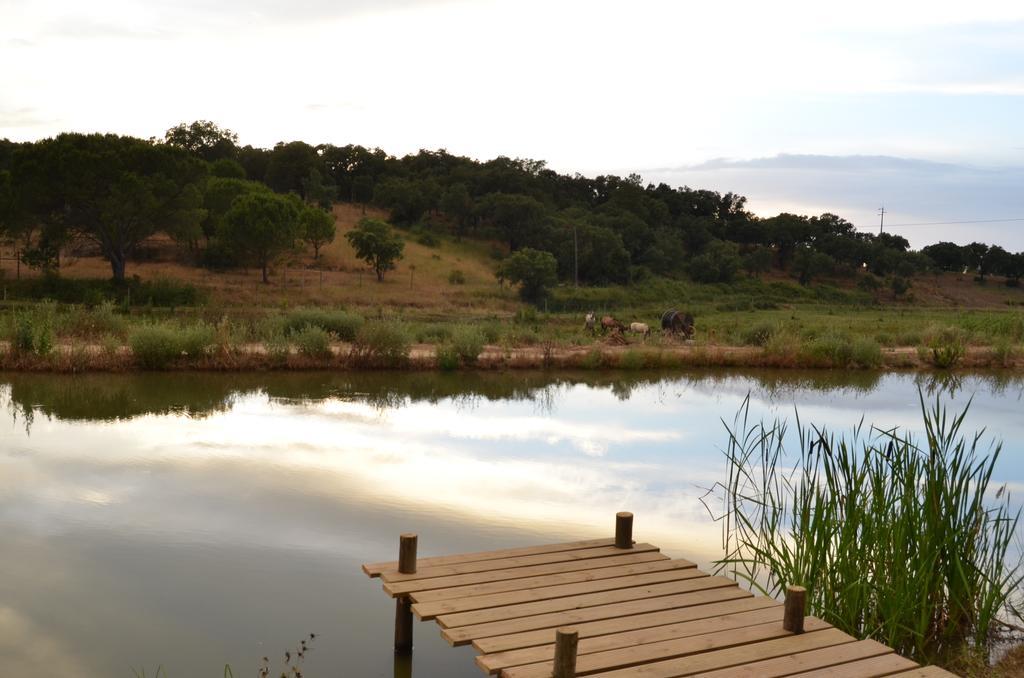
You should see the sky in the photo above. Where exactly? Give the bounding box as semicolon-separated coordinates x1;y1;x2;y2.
1;0;1023;249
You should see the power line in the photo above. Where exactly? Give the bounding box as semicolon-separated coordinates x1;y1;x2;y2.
858;216;1024;229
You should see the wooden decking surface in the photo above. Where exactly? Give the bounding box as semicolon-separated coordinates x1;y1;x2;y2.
363;537;957;677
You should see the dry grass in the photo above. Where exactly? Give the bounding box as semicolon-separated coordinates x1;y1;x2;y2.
0;204;515;316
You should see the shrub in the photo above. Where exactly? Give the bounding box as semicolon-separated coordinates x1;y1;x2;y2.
294;325;332;359
281;308;362;341
738;322;776;347
351;322;411;367
7;304;56;355
924;326;967;369
618;350;646;370
448;269;466;285
435;344;460;371
802;332;882;368
178;324;215;358
129;326;183;369
450;326;485;366
129;323;214;369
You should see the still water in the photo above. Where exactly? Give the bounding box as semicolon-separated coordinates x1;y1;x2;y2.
1;370;1022;677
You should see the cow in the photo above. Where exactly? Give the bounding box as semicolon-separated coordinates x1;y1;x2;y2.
629;322;651;340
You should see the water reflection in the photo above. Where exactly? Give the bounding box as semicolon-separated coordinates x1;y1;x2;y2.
1;370;1022;677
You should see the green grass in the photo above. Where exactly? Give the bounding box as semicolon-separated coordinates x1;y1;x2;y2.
705;394;1023;671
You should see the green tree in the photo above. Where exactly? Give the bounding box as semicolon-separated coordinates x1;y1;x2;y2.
689;239;741;283
164;121;238;162
373;177;427;224
346;217;405;281
18;134;208;282
210;158;246;179
440;182;473;231
499;247;558;302
742;245;774;278
264;141;320;196
921;241;965;272
792;247;835;285
301;206;336;260
221;192;302;283
479;193;550;251
301;168;337;210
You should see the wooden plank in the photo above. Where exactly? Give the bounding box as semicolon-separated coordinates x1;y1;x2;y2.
388;552;669;597
500;619;833;678
785;653;919;677
438;576;737;629
362;537;619;577
443;587;753;646
415;566;705;620
410;556;684;603
474;597;779;654
477;605;788;674
887;668;958;677
581;627;857;678
696;640;897;677
381;544;661;583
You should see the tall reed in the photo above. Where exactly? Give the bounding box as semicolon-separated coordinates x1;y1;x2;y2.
704;394;1022;669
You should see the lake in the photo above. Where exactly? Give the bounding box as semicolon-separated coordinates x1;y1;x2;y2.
1;370;1022;677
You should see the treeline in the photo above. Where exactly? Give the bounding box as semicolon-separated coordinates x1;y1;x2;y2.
2;120;1022;292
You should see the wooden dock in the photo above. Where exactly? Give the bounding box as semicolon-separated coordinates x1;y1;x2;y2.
362;513;956;677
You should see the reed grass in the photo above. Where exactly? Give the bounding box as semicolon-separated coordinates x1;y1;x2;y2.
704;394;1023;670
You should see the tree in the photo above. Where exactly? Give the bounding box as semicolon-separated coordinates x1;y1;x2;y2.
922;242;965;272
346;217;404;281
264;141;320;196
689;239;741;283
301;206;336;260
499;247;558;302
965;242;991;281
15;133;208;282
221;192;302;283
478;193;550;251
792;247;835;285
301;168;337;210
164;121;238;162
742;246;774;278
440;182;473;231
373;177;427;224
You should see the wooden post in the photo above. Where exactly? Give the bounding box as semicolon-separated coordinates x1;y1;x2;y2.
615;512;633;549
394;533;418;654
553;628;579;678
783;585;806;634
398;533;418;574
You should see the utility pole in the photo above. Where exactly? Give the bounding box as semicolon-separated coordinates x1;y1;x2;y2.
878;207;886;235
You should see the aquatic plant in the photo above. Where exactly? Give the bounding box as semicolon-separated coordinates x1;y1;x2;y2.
704;394;1023;670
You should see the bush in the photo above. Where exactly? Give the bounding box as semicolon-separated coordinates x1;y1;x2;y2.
802;332;882;368
923;326;967;368
281;308;363;341
294;325;332;359
179;323;215;358
435;344;460;371
450;326;486;366
7;304;56;356
448;269;466;285
351;322;411;367
129;325;183;369
738;322;776;347
129;323;214;369
618;350;647;370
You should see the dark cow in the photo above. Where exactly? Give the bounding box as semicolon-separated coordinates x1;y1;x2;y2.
661;309;695;339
